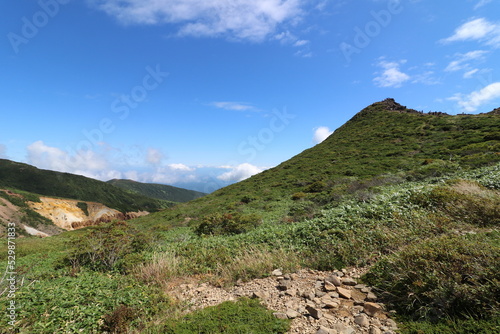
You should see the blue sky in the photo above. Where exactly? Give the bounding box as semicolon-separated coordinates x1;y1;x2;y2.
1;0;500;192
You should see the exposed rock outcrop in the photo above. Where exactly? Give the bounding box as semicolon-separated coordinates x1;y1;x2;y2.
28;197;148;230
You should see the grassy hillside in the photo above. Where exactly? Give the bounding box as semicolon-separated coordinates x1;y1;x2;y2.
0;159;174;213
107;179;206;203
134;98;500;229
1;99;499;333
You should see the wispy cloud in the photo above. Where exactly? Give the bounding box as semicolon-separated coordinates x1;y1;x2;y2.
474;0;492;10
449;82;500;112
146;147;165;165
210;101;256;111
441;18;500;48
373;59;410;88
445;50;488;72
92;0;304;42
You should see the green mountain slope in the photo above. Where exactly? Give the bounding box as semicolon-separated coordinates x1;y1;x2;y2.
2;99;499;333
0;159;173;213
136;98;500;228
107;179;206;203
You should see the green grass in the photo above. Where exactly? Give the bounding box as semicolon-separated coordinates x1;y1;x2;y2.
148;298;290;334
1;100;499;333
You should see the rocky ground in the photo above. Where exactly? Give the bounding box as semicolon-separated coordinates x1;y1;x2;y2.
168;268;398;334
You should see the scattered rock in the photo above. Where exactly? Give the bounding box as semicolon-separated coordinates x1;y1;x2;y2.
306;305;323;319
316;326;332;334
337;286;352;299
324;281;338;291
286;309;301;319
272;269;283;276
366;291;377;302
342;278;357;286
273;312;288;319
167;268;396;334
364;302;383;317
331;323;356;334
326;275;342;286
354;313;370;327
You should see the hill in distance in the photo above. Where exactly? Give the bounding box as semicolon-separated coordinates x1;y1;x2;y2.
0;159;174;213
107;179;206;203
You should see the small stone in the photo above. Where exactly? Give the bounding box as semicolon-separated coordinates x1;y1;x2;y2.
324;281;337;291
286;309;301;319
354;284;366;290
316;326;331;334
354;314;370;327
306;305;323;319
323;301;339;309
331;323;355;334
273;312;288;319
328;291;340;298
366;292;377;302
337;286;352;299
342;278;357;286
369;327;382;334
251;291;269;300
272;269;283;276
316;289;327;298
385;319;398;330
277;280;291;291
364;302;383;317
326;275;342;286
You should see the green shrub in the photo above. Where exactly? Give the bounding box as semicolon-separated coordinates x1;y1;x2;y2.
194;212;262;236
77;201;89;216
412;180;500;227
291;192;306;201
64;221;150;272
305;180;327;193
364;232;500;321
157;298;290;334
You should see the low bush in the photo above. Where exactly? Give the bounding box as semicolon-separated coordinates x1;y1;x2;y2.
64;221;150;272
364;232;500;322
194;212;262;236
156;298;290;334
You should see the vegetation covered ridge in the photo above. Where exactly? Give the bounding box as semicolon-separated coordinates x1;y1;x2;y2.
0;159;174;213
107;179;206;203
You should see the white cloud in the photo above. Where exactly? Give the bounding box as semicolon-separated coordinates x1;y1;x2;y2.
146;147;165;165
449;82;500;112
474;0;492;10
0;144;6;158
373;60;410;88
27;141;109;174
445;50;488;72
168;163;195;171
441;18;500;48
294;39;309;47
93;0;303;42
463;68;479;79
217;163;263;182
210;101;255;111
313;126;332;144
